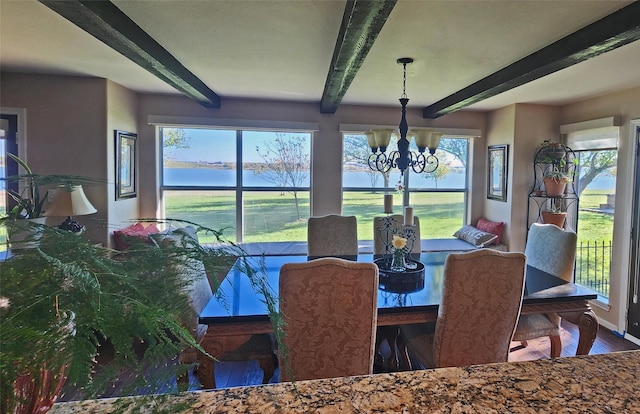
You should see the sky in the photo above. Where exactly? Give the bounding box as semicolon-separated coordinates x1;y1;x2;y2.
163;128;312;163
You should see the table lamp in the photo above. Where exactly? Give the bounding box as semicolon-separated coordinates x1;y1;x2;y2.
45;185;97;233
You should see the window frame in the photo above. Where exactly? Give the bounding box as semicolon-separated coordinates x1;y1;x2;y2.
159;126;312;243
341;131;471;240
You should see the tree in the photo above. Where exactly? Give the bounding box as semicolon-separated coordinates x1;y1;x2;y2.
422;159;450;188
343;134;394;189
437;138;467;167
254;133;310;220
163;128;190;149
576;150;617;196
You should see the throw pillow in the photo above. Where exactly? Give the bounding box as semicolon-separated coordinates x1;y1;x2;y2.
476;218;505;245
113;223;160;251
453;225;498;248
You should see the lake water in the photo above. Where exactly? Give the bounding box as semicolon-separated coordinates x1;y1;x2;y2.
0;166;614;191
163;168;616;191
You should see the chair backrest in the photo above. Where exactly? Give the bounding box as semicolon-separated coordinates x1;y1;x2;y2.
525;223;577;282
278;258;378;381
433;249;526;368
373;214;421;254
307;214;358;256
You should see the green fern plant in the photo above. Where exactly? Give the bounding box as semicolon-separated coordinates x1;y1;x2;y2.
0;219;282;411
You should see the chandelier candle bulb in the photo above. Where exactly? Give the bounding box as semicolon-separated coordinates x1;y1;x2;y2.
384;194;393;214
404;206;414;226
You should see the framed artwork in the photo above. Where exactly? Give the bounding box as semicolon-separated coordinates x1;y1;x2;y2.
115;130;137;200
487;144;508;202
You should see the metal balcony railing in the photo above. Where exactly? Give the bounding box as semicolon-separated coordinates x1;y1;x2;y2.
574;239;612;298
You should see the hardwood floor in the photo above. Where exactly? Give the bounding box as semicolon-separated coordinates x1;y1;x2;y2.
59;320;639;400
211;319;639;389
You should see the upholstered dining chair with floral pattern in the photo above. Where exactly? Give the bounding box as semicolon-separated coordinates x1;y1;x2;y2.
400;249;526;369
278;258;379;381
307;214;358;257
512;223;578;358
373;214;421;254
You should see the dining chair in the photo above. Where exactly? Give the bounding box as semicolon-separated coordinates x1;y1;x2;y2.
307;214;358;257
278;257;378;381
373;214;421;254
512;223;577;358
399;249;526;369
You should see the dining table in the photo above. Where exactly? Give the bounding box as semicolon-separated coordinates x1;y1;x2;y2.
197;251;598;389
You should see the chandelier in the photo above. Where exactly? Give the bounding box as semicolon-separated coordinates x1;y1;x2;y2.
367;58;441;175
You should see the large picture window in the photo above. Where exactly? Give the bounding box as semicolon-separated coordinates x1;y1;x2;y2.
161;127;311;243
342;133;468;240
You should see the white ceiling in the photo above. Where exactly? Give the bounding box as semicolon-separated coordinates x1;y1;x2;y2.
1;0;639;112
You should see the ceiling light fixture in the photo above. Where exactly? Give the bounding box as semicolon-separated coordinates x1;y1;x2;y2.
367;58;441;176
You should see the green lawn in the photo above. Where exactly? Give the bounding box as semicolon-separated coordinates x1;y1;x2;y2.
164;190;465;244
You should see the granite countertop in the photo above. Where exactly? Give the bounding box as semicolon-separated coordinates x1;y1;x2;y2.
51;350;640;413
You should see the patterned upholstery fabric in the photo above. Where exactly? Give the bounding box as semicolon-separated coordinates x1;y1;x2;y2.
307;214;358;257
512;223;578;357
278;258;378;381
373;215;422;254
400;249;526;368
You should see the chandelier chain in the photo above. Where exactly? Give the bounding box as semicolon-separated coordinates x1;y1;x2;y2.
401;61;408;99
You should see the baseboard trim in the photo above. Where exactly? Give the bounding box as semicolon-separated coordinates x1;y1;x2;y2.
624;333;640;346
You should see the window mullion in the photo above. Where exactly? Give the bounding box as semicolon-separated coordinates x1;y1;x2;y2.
236;130;243;242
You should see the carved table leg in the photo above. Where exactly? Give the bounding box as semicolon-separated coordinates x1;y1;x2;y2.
257;353;277;383
197;333;254;389
559;308;599;356
576;310;599;355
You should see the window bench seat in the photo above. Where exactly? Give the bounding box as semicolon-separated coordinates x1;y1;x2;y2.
235;239;508;256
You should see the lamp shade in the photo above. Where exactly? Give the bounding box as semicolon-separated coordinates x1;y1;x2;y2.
45;185;97;217
364;131;377;150
371;129;394;149
411;128;433;149
428;132;443;152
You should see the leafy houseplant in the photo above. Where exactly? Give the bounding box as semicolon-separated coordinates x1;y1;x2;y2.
0;219;280;413
537;141;577;197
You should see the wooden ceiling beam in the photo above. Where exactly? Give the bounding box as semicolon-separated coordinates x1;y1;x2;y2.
422;1;640;119
39;0;220;108
319;0;397;114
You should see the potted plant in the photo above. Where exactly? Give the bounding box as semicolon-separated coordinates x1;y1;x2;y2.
543;167;572;196
541;205;567;228
536;141;579;197
0;219;279;413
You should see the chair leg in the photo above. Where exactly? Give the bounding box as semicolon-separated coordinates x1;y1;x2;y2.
549;335;562;358
395;332;412;371
521;340;528;348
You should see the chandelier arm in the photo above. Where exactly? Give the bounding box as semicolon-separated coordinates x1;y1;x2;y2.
410;152;425;174
423;154;439;174
369;152;394;173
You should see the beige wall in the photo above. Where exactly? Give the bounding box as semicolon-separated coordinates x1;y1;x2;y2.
106;80;139;237
0;73;111;244
483;104;561;252
560;85;640;333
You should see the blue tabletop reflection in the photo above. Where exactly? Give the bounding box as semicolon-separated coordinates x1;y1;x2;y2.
199;251;597;324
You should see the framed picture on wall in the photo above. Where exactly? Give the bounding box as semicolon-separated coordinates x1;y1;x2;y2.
115;130;137;200
487;144;508;202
